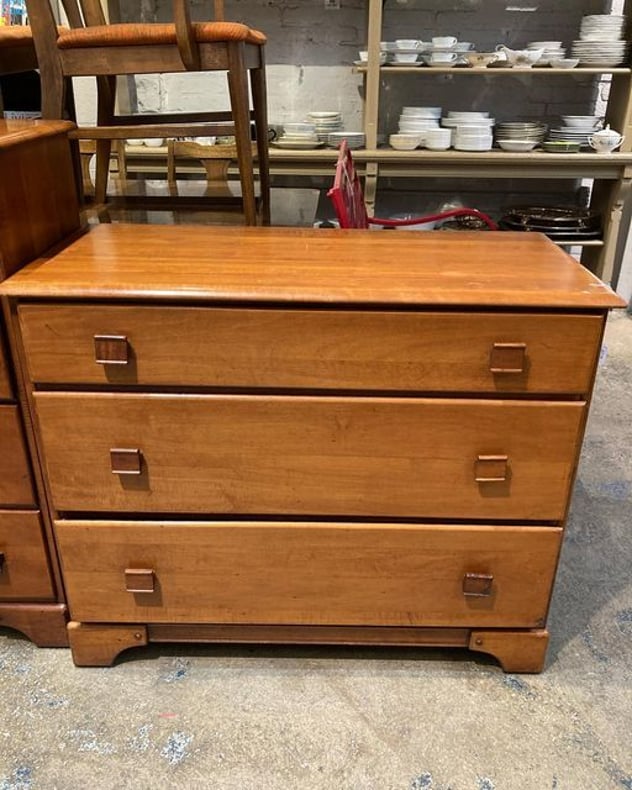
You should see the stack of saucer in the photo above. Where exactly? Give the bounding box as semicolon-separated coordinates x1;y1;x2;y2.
327;131;366;150
527;41;566;65
307;111;343;142
495;121;547;144
571;15;629;66
272;122;323;150
547;115;603;148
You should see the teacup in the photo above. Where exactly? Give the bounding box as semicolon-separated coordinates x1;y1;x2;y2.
430;52;459;65
432;36;458;49
395;39;420;49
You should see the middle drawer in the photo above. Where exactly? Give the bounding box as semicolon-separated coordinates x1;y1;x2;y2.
35;393;584;520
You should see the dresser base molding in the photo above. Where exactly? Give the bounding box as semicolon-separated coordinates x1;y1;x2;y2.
66;621;548;672
0;604;68;647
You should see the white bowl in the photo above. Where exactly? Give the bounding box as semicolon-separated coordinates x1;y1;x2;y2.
143;138;164;147
550;58;579;69
562;115;602;128
402;106;442;116
497;139;539;151
389;133;423;150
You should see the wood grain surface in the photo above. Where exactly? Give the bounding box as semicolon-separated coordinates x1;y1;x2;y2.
35;392;584;520
0;511;55;600
0;406;35;507
19;304;604;394
55;520;562;628
1;224;624;308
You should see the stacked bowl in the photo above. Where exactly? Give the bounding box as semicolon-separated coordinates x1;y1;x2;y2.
397;106;442;146
307;111;343;142
442;111;494;151
571;15;629;66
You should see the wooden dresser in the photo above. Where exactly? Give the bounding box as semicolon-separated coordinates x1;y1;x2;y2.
1;224;623;670
0;119;80;646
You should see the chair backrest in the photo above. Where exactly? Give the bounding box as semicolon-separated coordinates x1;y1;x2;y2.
327;140;370;229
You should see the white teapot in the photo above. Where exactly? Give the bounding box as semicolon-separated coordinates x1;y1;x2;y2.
495;45;543;68
589;125;624;153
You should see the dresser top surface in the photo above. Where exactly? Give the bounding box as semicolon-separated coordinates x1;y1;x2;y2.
0;120;75;151
0;224;623;308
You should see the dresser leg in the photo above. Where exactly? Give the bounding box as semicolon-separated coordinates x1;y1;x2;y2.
0;604;68;647
469;629;549;673
67;622;148;666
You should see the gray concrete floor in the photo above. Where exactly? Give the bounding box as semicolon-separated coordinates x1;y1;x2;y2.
0;289;630;790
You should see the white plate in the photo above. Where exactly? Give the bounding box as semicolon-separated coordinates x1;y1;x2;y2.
388;61;424;67
271;140;325;150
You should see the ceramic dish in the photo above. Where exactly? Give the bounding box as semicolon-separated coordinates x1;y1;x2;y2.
271;140;325;150
542;141;581;153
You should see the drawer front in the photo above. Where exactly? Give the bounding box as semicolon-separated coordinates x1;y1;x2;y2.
0;405;35;507
36;393;584;520
0;325;11;400
0;511;55;600
19;305;602;394
55;520;562;628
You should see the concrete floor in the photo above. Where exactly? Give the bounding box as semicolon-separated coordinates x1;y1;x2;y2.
1;300;630;790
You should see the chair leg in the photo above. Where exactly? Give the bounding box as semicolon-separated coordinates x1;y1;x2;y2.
227;42;257;226
94;76;116;205
39;63;65;120
250;56;271;226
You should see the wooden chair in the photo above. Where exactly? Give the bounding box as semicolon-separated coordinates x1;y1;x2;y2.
328;140;497;230
25;0;270;224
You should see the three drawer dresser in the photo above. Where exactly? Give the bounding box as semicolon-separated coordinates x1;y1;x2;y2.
1;224;624;670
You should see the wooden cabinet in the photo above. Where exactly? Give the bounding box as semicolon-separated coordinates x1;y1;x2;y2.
0;119;80;648
1;223;624;670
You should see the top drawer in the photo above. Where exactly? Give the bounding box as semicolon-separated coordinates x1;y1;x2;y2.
18;304;603;395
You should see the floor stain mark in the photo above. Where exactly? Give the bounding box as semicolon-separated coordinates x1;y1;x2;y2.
0;766;33;790
411;774;433;790
160;731;193;765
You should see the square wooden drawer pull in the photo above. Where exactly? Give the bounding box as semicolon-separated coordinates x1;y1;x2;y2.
94;334;129;365
475;454;509;483
125;568;155;594
463;573;494;598
490;342;527;374
110;448;143;475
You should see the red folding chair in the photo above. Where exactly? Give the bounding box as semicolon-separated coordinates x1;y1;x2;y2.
327;140;498;230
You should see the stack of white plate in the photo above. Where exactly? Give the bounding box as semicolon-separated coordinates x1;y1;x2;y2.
442;112;494;148
579;14;627;40
548;116;602;147
527;41;566;66
326;131;366;150
307;111;344;142
495;122;547;143
398;106;442;137
571;15;629;66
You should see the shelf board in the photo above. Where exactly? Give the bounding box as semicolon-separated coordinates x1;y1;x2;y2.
355;65;632;75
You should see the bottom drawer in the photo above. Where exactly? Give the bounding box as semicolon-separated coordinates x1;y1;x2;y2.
56;520;562;628
0;511;55;600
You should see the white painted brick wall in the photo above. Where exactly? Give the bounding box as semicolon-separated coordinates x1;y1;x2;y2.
74;0;611;131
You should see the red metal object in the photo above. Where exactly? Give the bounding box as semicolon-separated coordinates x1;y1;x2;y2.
327;140;498;231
